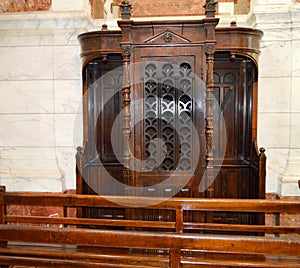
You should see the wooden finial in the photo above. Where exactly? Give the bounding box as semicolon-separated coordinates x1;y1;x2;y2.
76;146;83;155
101;24;108;30
203;0;217;18
102;54;108;63
230;21;237;27
229;52;236;62
259;147;266;155
119;1;132;20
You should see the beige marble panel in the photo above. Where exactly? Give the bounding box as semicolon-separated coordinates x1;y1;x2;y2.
292;32;300;44
0;80;53;114
219;2;234;15
55;146;77;191
259;28;292;42
258;77;291;113
265;148;289;193
0;46;53;80
291;77;300;112
0;33;54;47
280;152;300;179
0;11;89;33
258;112;290;148
280;181;300;196
292;40;300;77
279;148;300;196
1;177;62;192
0;114;55;147
52;0;84;11
253;1;292;14
54;113;83;147
291;17;300;40
53;29;86;46
290;113;300;148
253;0;291;5
0;147;62;192
53;45;81;80
54;80;82;114
259;40;291;78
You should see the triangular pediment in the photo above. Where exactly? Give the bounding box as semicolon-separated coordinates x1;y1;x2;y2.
144;31;191;44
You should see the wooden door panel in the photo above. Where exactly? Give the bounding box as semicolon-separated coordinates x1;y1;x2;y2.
131;53;205;198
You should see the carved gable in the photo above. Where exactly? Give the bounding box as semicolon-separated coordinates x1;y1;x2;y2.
144;31;191;44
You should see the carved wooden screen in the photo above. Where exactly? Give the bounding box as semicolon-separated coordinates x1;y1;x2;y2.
130;53;206;198
143;62;194;172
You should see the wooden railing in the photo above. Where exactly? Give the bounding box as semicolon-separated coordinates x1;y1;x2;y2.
0;186;299;267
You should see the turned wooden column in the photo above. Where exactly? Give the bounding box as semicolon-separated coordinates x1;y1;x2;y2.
204;0;218;197
119;2;134;190
121;44;132;188
205;43;215;197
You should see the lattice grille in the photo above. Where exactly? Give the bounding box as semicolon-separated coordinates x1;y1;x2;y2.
144;62;193;171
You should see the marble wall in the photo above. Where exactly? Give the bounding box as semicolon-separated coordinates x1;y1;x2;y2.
0;4;86;192
0;0;299;197
252;0;300;196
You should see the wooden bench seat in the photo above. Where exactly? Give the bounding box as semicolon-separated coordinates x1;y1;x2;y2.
0;186;299;267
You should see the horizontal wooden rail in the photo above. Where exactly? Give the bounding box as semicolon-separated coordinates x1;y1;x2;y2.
0;225;299;256
5;216;300;234
184;222;300;234
5;215;176;229
3;192;300;213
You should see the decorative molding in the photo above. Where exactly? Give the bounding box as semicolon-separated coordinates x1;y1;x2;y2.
145;31;191;44
119;1;132;20
121;45;131;57
0;11;89;34
204;0;217;17
163;32;173;43
205;43;215;55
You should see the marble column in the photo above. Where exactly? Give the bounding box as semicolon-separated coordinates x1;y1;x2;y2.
280;5;300;196
251;0;300;196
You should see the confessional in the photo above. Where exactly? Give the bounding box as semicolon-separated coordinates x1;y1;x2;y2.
76;1;266;225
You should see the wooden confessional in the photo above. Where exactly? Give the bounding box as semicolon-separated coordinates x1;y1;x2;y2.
76;1;266;225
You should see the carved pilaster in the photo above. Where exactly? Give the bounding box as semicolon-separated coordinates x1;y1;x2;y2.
205;43;216;198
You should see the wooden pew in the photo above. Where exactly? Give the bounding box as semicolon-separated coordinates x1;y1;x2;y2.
0;186;299;267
